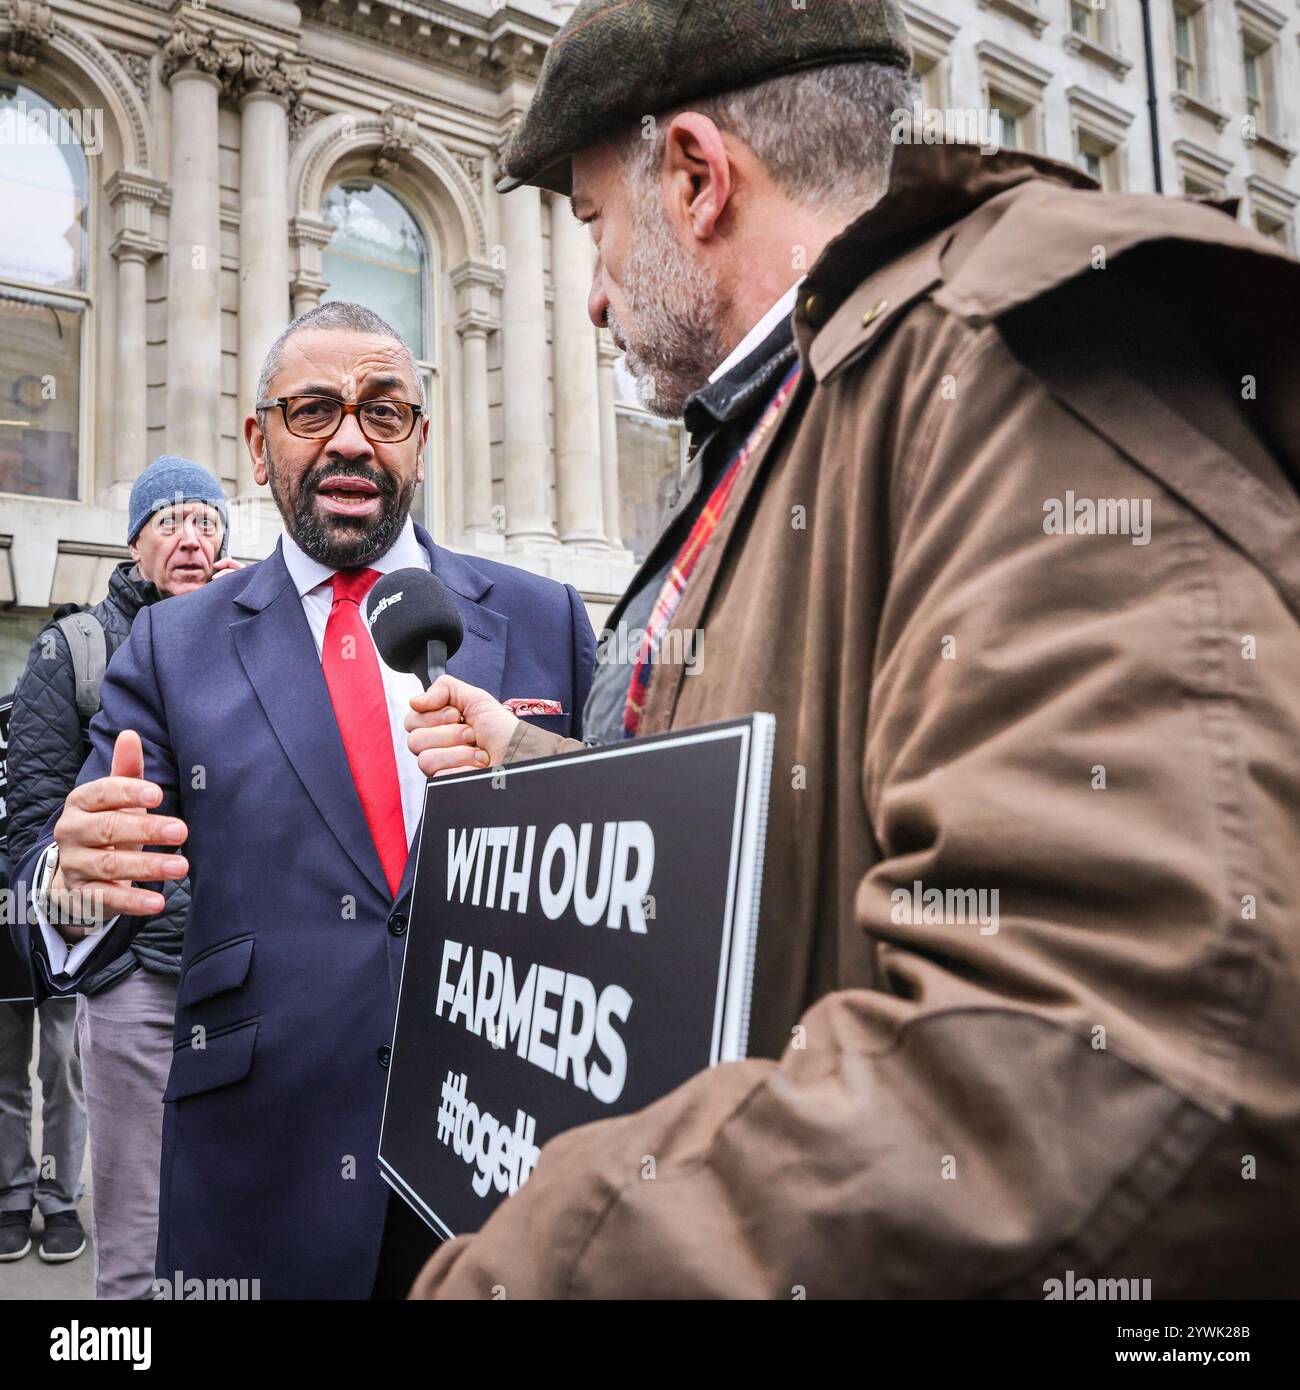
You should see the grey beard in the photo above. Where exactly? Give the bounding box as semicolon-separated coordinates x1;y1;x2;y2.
609;182;726;418
266;446;416;569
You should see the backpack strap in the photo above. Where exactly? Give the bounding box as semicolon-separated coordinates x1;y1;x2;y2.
54;612;108;721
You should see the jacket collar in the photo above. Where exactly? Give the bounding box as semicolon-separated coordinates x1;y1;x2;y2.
233;520;494;614
684;313;799;440
793;142;1096;364
108;560;163;619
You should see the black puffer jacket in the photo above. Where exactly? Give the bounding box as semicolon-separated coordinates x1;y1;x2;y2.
8;561;189;992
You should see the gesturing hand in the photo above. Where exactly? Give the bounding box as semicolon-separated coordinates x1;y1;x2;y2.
48;730;189;942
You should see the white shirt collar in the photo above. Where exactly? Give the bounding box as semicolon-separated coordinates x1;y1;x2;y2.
708;278;805;385
280;516;430;599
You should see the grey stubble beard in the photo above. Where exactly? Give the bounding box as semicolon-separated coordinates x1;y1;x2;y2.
605;172;727;419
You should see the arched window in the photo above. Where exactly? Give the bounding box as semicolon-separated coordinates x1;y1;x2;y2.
320;181;436;528
0;82;91;501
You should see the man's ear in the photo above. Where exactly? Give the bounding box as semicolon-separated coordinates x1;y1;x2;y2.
128;540;142;565
246;413;268;486
662;111;734;242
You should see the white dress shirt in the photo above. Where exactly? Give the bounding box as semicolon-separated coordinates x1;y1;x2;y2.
281;517;432;844
707;278;804;385
35;518;434;977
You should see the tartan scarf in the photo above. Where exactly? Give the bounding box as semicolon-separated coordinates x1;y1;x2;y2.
622;360;803;739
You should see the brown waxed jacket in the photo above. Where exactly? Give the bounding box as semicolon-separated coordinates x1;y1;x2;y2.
412;142;1300;1299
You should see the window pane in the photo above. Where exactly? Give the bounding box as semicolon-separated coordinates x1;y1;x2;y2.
615;409;683;563
320;182;429;360
0;83;90;290
1243;48;1261;106
1175;13;1191;61
0;293;81;499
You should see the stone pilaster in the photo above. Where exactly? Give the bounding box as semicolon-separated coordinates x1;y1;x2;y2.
105;172;167;507
450;260;504;546
233;48;307;494
597;331;627;554
289;215;335;318
498;181;556;548
550;199;606;549
160;18;239;470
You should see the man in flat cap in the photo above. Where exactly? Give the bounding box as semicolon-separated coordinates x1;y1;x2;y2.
409;0;1300;1297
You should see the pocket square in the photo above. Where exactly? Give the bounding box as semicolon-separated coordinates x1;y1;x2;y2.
503;698;565;716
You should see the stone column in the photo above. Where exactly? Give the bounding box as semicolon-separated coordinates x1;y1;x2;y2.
550;198;607;548
597;331;625;551
105;173;165;507
450;261;504;545
161;22;234;470
235;52;304;494
498;182;556;546
110;247;149;498
289;215;334;318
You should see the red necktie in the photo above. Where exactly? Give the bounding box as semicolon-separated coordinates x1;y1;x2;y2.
321;568;407;897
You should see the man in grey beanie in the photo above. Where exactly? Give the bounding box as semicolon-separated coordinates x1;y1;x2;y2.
3;456;239;1294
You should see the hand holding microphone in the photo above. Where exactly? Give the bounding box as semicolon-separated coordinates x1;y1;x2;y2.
365;567;520;777
405;675;521;778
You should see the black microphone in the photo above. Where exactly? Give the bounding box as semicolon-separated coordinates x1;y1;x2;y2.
365;567;465;689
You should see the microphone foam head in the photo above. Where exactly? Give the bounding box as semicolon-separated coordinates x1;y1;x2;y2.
365;567;465;679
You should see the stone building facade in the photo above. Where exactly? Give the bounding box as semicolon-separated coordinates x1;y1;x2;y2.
904;0;1298;230
0;0;1297;690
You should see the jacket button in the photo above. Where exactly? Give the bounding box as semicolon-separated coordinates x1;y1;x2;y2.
377;1045;391;1068
802;292;827;327
387;911;407;937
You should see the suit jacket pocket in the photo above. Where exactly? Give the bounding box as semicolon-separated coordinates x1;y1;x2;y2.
178;935;253;1007
164;1018;258;1102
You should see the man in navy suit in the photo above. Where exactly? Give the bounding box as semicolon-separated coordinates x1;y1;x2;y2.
14;301;595;1299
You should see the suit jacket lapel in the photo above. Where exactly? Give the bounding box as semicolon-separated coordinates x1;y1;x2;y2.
413;525;508;699
231;543;391;901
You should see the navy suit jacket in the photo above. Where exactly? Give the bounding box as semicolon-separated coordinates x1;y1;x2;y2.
15;525;594;1298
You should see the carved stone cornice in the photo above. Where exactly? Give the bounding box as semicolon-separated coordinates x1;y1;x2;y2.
372;103;419;178
451;259;503;337
4;0;53;75
290;213;337;252
106;169;168;210
106;170;168;263
489;30;541;80
296;0;553;87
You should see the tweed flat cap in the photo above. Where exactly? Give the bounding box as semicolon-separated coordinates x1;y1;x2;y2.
498;0;913;195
